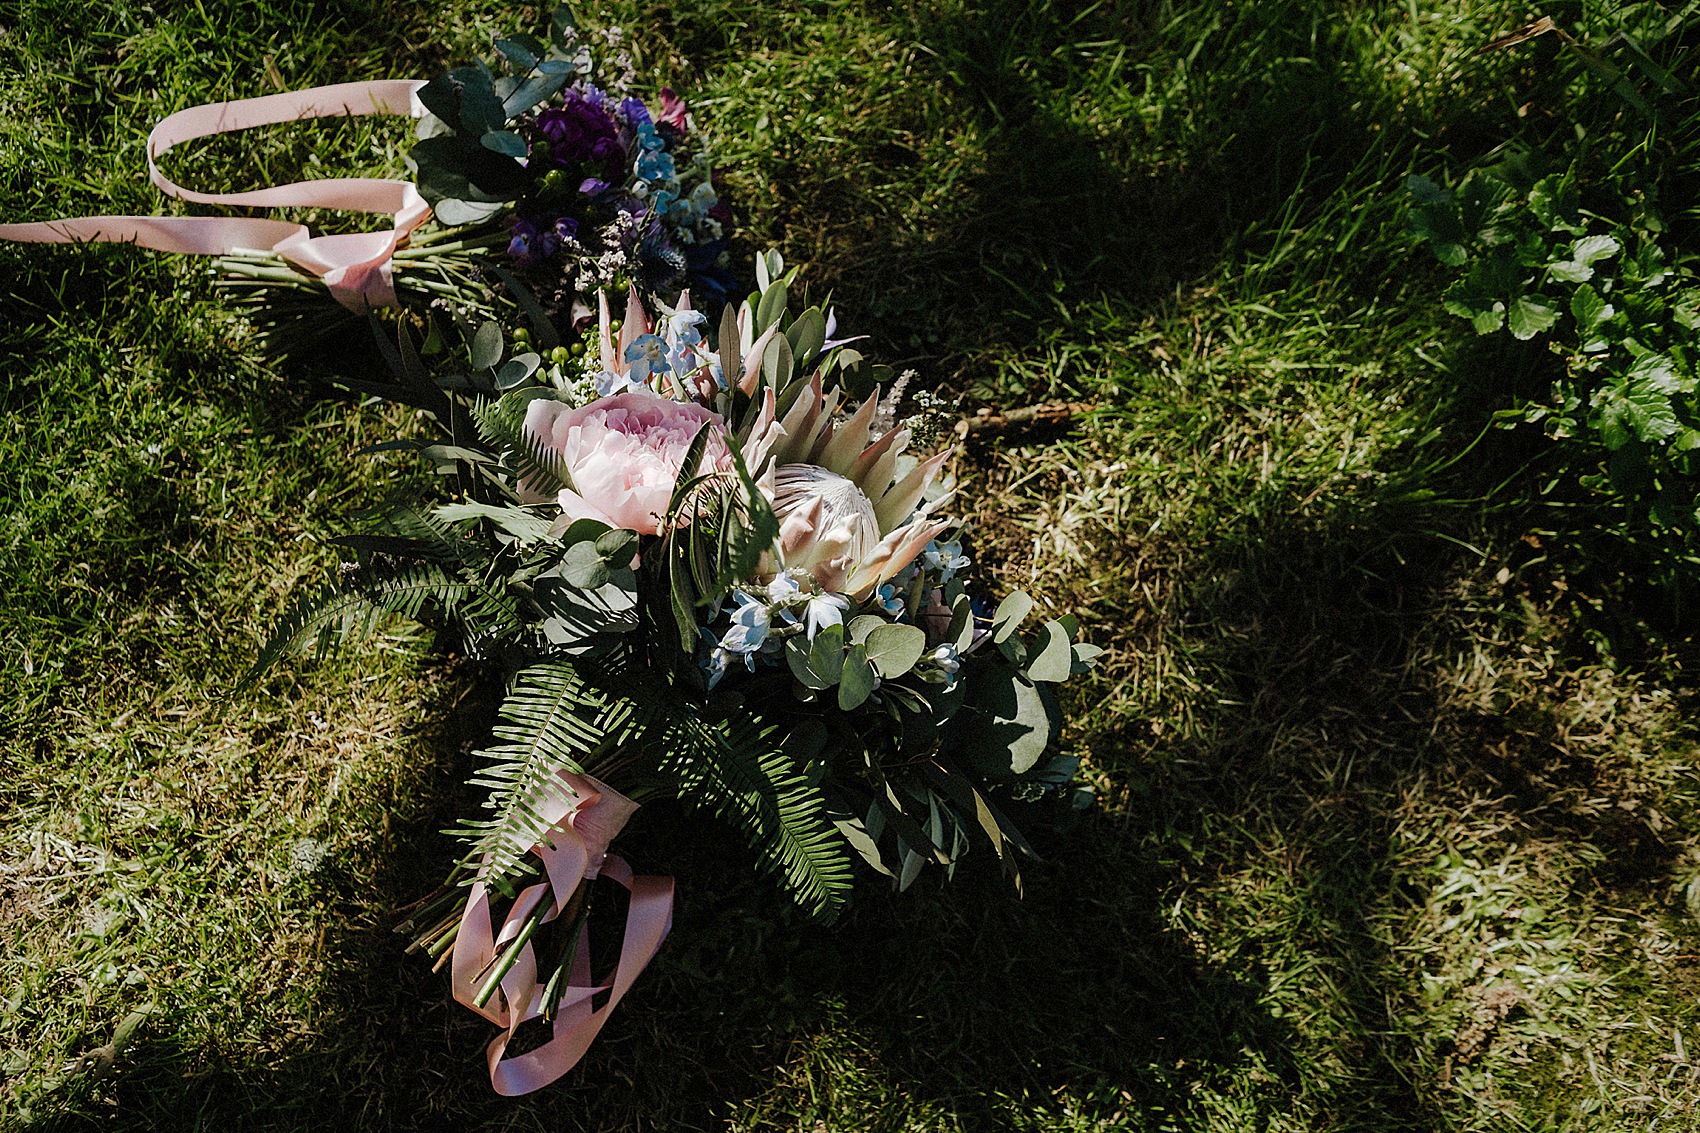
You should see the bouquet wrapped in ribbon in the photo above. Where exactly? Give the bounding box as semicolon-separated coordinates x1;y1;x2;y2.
218;7;736;341
0;6;733;340
251;251;1097;1092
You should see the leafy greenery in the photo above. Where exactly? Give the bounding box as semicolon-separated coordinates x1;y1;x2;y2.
1410;159;1700;574
1406;9;1700;585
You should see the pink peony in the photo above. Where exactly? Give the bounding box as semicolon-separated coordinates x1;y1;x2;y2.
523;391;728;535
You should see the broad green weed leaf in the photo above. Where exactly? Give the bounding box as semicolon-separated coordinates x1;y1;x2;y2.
1509;296;1559;340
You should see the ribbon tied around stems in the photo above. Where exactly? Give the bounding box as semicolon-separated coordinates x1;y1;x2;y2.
450;770;675;1096
0;80;433;312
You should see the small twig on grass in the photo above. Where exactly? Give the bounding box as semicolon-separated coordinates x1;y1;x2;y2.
955;402;1095;440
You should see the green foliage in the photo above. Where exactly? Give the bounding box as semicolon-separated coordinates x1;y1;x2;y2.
409;6;581;223
453;661;647;886
659;709;854;922
1409;158;1700;571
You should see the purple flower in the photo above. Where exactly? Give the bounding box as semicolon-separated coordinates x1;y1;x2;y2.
579;177;611;197
507;218;559;268
554;216;580;242
534;91;626;180
618;96;653;131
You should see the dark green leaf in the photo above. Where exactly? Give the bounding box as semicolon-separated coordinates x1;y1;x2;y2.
451;66;507;134
502;72;567;118
493;34;545;69
481;129;529;158
549;5;577;49
415;73;465;133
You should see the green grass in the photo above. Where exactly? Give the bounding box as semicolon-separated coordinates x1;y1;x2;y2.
6;0;1700;1129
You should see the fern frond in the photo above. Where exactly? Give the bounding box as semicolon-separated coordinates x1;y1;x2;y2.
659;712;853;922
239;586;389;689
452;662;651;886
472;391;576;498
242;558;519;689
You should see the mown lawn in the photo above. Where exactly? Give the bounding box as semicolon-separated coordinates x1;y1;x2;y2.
6;0;1700;1130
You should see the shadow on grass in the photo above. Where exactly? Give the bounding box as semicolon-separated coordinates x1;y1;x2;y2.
14;0;1674;1129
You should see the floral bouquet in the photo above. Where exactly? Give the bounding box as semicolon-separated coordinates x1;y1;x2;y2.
250;251;1097;1092
214;6;736;345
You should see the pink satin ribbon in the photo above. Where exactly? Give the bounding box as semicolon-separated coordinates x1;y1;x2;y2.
451;771;675;1096
0;80;432;312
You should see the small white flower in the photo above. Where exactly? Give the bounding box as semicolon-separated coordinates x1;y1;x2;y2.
803;592;850;639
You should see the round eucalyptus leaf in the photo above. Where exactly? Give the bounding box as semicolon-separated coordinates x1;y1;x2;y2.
956;666;1058;778
864;623;926;678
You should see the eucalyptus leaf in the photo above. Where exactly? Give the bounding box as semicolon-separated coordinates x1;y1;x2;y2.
415;73;465;133
594;528;639;563
949;594;975;651
433;197;506;226
992;591;1034;643
555;517;613;546
495;353;541;390
1071;641;1105;673
865;623;927;678
560;541;612;589
809;623;846;686
1024;620;1072;682
549;5;576;49
838;644;876;710
956;667;1057;778
503;72;567;118
494;34;545;69
470;322;504;370
452;66;507;134
847;615;885;644
786;638;832;690
480;129;529;158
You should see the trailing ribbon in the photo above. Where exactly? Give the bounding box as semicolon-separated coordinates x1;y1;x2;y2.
0;80;431;312
450;771;674;1096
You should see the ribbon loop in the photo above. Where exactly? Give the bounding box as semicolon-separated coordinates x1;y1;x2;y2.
449;771;675;1096
0;79;431;312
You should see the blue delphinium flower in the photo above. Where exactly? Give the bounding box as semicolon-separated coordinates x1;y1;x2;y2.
719;590;772;657
635;150;676;183
662;308;708;377
507;218;558;268
620;96;654;131
623;334;670;384
593;368;643;398
931;639;958;683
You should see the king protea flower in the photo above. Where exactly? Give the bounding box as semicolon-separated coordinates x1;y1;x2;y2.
756;375;953;600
